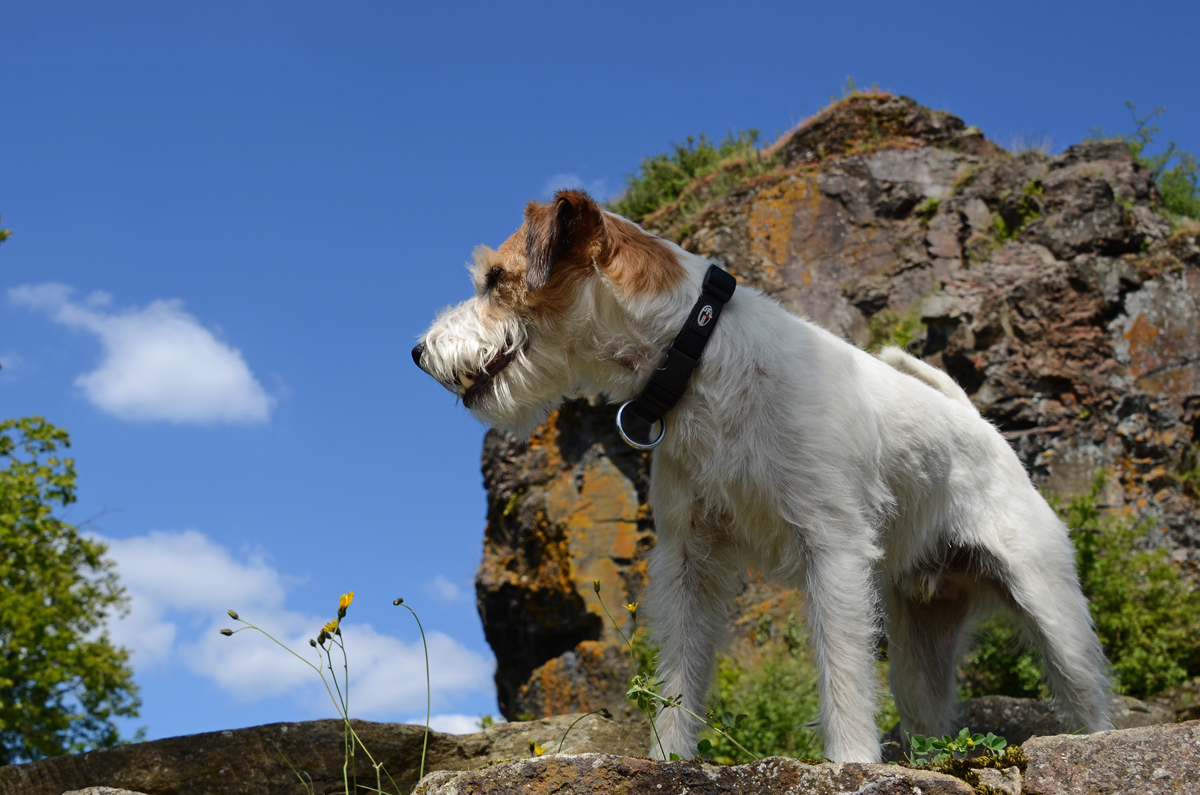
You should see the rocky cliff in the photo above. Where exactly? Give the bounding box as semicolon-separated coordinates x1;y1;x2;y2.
475;92;1200;721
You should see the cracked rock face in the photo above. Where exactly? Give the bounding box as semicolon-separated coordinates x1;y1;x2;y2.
476;93;1200;722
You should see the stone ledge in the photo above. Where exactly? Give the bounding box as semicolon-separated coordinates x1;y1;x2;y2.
0;714;648;795
414;754;975;795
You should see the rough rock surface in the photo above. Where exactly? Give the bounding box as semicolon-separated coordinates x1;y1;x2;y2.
414;722;1200;794
1022;720;1200;794
413;754;976;795
0;714;648;795
476;91;1200;721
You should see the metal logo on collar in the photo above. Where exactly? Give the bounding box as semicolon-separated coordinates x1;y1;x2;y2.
697;305;714;326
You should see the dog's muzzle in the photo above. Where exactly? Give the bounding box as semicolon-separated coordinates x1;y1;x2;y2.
411;338;518;408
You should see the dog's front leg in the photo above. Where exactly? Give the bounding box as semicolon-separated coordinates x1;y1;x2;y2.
645;510;737;760
803;541;883;763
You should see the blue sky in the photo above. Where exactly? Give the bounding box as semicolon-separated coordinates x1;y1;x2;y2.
1;1;1196;742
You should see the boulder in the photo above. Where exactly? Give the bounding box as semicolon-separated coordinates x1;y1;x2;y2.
1022;720;1200;794
0;714;647;795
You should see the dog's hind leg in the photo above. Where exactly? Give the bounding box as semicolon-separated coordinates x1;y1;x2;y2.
802;542;885;762
883;580;974;740
997;520;1114;733
646;508;739;760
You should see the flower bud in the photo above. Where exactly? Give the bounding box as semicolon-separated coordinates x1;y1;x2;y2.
593;578;600;594
219;628;233;636
310;639;317;647
227;609;239;620
393;597;404;606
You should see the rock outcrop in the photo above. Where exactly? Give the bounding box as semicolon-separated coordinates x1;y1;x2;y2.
476;91;1200;721
414;721;1200;795
0;714;648;795
9;714;1196;794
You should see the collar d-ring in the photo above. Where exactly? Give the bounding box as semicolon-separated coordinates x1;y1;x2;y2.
616;400;665;450
613;263;736;451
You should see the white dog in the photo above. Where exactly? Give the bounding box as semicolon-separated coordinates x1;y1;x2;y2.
413;189;1113;762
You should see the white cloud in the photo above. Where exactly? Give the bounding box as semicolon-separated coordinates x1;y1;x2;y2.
542;173;612;202
427;575;463;602
101;529;494;717
424;714;500;734
9;283;274;424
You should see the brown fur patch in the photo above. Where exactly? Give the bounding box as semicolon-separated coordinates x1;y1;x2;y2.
599;213;685;296
524;191;604;292
478;191;685;322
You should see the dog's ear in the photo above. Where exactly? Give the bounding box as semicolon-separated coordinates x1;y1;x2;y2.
524;190;603;292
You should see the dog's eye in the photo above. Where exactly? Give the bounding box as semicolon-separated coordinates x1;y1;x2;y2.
485;267;503;291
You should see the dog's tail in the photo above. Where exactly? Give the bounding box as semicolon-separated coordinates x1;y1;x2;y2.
877;346;975;410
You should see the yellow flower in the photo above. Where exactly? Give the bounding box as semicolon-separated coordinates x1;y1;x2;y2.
529;740;546;756
337;591;355;618
322;618;340;634
623;602;638;613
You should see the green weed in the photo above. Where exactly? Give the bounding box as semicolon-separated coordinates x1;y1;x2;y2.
909;727;1007;765
1089;102;1200;221
866;306;924;353
1174;443;1200;497
915;197;940;224
608;130;777;224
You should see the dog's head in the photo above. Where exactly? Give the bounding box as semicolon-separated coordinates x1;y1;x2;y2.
413;189;691;434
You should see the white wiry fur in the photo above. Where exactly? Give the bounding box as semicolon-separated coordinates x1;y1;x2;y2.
415;213;1113;763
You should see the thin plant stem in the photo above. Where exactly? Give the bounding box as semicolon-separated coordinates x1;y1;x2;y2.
593;588;665;758
336;636;356;793
320;641;352;795
269;737;315;795
594;594;631;649
396;601;432;782
631;686;759;762
556;710;610;753
648;713;667;760
229;619;400;795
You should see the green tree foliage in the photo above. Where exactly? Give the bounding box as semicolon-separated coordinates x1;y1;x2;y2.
609;130;769;223
0;417;140;763
1090;102;1200;221
961;474;1200;700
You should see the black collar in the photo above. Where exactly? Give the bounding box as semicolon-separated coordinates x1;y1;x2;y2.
616;263;737;449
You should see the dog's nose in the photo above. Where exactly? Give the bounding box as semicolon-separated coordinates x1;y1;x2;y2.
412;342;427;371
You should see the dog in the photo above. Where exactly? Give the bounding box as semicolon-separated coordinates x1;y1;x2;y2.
412;189;1113;762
